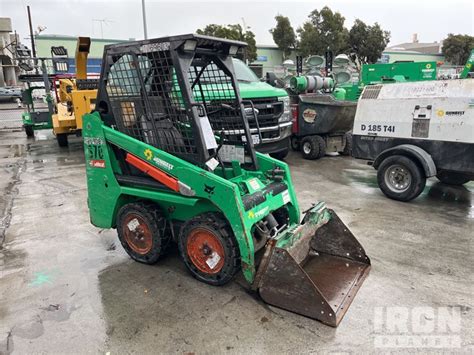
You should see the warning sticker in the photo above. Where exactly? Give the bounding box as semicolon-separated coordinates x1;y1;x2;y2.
282;190;290;204
219;145;245;163
206;252;221;269
248;178;261;191
127;218;140;232
90;160;106;168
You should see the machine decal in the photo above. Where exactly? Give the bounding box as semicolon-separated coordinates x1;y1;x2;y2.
90;160;106;169
302;108;317;123
436;109;445;117
360;124;396;133
445;111;465;116
143;148;174;171
204;184;215;195
85;137;105;166
206;252;221;269
127;218;140;231
153;157;174;171
248;206;269;219
144;148;153;160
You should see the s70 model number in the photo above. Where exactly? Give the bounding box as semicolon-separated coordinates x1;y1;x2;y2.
361;124;396;133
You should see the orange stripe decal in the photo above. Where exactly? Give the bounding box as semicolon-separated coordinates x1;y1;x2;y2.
125;153;180;192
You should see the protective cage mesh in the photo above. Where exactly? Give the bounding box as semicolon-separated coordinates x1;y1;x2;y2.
104;40;254;165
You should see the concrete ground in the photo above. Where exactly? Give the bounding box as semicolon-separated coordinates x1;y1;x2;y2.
0;124;472;353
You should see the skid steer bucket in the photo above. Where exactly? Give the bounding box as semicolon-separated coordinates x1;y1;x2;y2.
256;204;370;327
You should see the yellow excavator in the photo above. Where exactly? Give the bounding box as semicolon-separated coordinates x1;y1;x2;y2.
52;37;98;146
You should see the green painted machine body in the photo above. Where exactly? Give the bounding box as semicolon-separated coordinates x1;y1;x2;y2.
83;111;301;283
361;61;437;85
83;34;370;326
460;49;474;79
19;59;56;133
21;86;54;130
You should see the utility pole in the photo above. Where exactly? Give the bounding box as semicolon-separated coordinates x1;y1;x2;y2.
141;0;148;40
27;6;36;58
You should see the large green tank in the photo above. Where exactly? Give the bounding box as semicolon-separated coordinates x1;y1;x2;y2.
361;61;437;85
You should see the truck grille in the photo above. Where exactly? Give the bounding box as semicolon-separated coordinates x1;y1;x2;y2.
247;98;283;129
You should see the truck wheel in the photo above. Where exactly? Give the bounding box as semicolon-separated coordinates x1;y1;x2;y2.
290;137;300;151
301;135;325;160
340;132;352;156
25;125;34;138
270;148;289;160
56;133;68;147
437;171;470;186
377;155;426;202
178;213;240;286
116;202;167;264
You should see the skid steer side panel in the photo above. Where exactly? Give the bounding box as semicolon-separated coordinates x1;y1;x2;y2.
258;206;370;327
84;113;259;280
83;112;124;228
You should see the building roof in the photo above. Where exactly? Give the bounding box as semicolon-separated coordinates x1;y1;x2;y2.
387;42;442;55
36;34;129;43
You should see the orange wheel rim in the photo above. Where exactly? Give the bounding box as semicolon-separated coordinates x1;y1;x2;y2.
123;214;153;255
186;227;225;274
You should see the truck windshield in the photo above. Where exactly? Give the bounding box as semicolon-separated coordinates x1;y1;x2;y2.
232;58;259;83
188;58;259;84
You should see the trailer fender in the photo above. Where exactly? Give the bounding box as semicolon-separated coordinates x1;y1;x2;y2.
373;144;437;177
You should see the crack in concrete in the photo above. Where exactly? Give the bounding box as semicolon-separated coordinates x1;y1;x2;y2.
0;159;26;246
0;329;14;355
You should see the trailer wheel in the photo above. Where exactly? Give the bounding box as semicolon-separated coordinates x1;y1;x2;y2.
116;202;167;264
290;136;300;151
301;135;325;160
24;125;34;138
377;155;426;202
437;171;470;186
340;132;352;156
56;133;68;147
179;213;240;286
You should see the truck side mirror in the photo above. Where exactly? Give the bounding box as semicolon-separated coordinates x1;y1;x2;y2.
266;72;278;87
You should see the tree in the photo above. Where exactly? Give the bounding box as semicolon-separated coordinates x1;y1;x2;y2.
196;24;257;62
348;19;390;69
297;6;349;57
270;15;296;60
442;34;474;65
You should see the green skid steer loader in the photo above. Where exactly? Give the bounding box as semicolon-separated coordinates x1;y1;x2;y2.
83;34;370;327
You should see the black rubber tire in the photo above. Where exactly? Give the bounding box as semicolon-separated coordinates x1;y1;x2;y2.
270;148;289;160
290;136;300;151
340;131;352;156
116;202;167;264
25;125;34;138
301;135;325;160
437;171;470;186
377;155;426;202
178;213;240;286
56;133;68;147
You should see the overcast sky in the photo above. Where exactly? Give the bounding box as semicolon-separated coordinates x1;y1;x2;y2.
2;0;473;47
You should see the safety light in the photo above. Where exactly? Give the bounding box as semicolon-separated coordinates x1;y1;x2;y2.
229;45;238;56
19;62;33;71
51;46;68;56
183;40;197;52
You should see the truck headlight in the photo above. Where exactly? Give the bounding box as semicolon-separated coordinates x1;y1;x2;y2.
278;96;290;122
